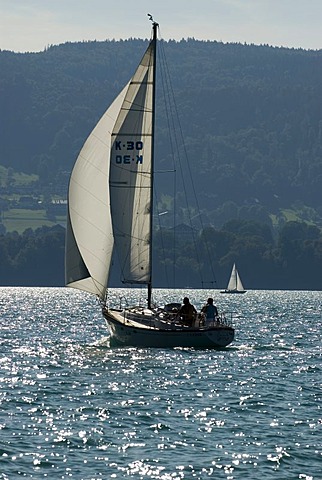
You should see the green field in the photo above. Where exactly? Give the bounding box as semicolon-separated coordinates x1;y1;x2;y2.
1;209;66;234
1;205;321;235
0;166;38;188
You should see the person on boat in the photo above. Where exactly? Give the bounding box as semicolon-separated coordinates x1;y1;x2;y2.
178;297;197;327
201;298;218;326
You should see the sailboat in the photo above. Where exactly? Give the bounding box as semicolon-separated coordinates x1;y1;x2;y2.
220;263;246;294
65;18;234;348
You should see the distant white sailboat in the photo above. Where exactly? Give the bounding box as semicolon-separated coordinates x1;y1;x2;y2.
221;263;246;294
65;18;235;348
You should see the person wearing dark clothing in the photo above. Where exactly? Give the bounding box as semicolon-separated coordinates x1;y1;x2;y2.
178;297;197;327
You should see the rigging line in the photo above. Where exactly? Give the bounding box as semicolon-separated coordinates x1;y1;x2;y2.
153;183;170;288
157;34;178;288
159;44;183;287
159;41;218;287
159;40;197;285
158;39;205;286
173;156;177;287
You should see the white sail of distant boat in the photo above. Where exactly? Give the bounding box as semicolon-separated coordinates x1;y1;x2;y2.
220;263;246;294
65;17;235;348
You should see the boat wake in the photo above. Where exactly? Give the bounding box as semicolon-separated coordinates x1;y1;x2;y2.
90;336;111;348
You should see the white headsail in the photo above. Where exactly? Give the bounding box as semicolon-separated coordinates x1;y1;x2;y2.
65;85;128;298
66;37;155;297
236;269;244;291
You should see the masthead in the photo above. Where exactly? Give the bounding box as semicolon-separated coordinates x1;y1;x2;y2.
147;13;159;27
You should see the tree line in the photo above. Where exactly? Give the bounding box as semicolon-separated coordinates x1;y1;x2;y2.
1;219;322;290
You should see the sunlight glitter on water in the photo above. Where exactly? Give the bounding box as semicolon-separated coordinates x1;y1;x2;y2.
0;287;322;478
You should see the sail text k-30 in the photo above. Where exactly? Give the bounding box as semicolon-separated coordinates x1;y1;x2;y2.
113;139;144;164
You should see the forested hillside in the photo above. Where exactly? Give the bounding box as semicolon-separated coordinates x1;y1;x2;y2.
1;38;322;289
2;39;322;213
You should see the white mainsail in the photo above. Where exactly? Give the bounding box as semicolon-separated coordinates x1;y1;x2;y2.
65;85;128;299
109;41;155;284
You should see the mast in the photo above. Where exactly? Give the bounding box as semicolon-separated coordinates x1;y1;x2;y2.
147;17;158;309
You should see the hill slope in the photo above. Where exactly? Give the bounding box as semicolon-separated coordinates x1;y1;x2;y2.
1;39;322;229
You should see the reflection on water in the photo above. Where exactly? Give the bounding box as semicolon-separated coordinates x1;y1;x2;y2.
0;287;321;478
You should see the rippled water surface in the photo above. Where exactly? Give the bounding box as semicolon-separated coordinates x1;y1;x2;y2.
1;287;321;479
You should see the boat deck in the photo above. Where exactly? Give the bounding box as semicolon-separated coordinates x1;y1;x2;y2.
105;307;233;332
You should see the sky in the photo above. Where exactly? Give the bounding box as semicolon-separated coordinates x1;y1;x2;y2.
0;0;322;53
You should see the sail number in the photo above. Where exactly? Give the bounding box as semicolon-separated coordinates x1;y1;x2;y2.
115;141;143;151
114;140;144;164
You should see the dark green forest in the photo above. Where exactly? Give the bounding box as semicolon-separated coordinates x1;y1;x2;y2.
1;38;322;289
1;219;322;290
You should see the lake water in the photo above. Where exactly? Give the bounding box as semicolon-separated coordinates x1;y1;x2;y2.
0;287;321;479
